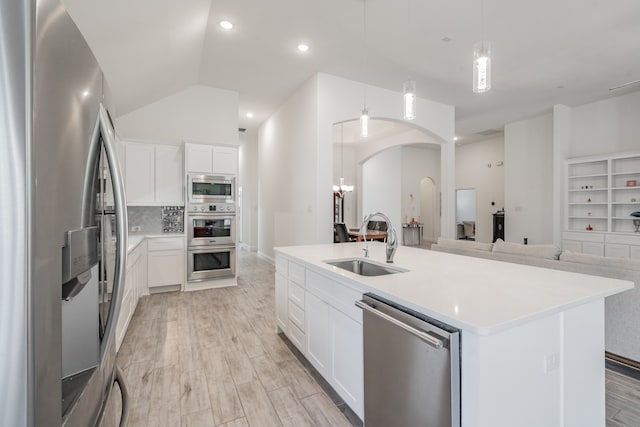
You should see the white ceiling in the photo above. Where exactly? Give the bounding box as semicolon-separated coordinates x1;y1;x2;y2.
63;0;640;139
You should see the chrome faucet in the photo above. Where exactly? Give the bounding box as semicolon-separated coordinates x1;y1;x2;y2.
359;212;398;263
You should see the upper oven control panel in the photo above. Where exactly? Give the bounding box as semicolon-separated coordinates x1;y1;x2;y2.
189;203;235;213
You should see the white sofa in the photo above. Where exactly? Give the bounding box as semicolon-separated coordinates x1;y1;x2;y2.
432;238;640;365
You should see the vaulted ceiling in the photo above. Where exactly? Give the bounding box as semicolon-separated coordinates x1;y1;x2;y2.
63;0;640;138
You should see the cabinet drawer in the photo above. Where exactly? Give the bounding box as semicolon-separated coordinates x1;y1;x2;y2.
562;240;582;253
289;261;305;286
288;300;305;332
563;231;604;243
288;281;305;308
287;320;305;353
147;237;183;251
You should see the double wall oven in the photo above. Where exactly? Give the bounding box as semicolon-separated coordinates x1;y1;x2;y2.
186;200;236;282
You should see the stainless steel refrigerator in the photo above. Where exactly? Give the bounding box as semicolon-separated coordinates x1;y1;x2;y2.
1;0;129;426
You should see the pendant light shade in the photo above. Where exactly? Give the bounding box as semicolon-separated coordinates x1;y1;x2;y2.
473;41;491;93
360;108;369;138
403;80;416;120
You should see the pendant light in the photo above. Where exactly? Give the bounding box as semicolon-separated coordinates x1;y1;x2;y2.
360;108;369;138
473;0;491;93
403;0;416;120
360;0;369;137
403;80;416;121
333;123;354;198
473;41;491;93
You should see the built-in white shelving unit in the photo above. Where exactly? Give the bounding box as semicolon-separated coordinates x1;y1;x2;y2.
564;152;640;258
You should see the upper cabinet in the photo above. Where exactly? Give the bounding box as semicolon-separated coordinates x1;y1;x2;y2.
123;142;184;206
185;143;238;175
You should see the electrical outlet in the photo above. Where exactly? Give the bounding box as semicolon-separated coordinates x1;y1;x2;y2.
544;353;560;373
131;225;142;232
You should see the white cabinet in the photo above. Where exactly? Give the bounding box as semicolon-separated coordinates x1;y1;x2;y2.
124;143;155;205
124;142;184;206
275;254;364;419
117;240;147;351
329;306;363;412
155;145;183;204
147;238;184;290
185;143;238;175
305;291;330;375
275;272;288;333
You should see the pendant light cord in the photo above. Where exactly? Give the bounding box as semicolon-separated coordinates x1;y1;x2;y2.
362;0;367;107
340;123;345;178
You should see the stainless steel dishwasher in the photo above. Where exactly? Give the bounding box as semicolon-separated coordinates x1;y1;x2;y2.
356;293;461;427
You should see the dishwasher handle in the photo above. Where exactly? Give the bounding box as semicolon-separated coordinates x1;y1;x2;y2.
356;300;444;349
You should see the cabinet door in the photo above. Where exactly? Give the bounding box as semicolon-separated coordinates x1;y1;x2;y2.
212;146;238;175
186;144;213;174
275;272;288;333
125;143;155;205
330;307;364;418
606;244;630;259
582;242;604;256
562;240;582;253
147;250;183;287
155;145;183;204
305;292;330;376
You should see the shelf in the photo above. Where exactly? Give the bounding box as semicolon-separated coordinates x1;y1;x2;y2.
612;202;640;205
611;170;640;176
612;217;640;220
568;188;607;192
568;173;608;179
568;216;607;220
612;186;640;191
568;202;608;206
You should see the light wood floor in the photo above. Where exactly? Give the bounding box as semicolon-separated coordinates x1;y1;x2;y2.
114;249;640;427
607;368;640;426
115;250;358;427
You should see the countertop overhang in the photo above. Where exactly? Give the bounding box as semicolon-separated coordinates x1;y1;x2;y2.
275;242;634;335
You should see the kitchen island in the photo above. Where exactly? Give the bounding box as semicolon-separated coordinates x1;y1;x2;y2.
274;242;633;426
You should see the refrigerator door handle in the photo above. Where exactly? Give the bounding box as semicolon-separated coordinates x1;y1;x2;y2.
115;365;129;427
93;103;128;360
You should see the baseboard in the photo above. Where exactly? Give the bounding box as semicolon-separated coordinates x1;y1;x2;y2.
605;352;640;380
257;251;275;265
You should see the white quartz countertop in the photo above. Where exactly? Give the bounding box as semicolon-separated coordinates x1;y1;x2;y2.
127;233;183;253
275;242;634;335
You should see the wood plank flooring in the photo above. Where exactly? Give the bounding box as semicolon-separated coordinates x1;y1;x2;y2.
115;249;640;427
116;251;356;427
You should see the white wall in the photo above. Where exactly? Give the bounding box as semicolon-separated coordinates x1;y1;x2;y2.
258;72;455;260
569;90;640;158
258;76;318;260
316;73;456;242
239;129;259;251
504;114;554;244
362;148;402;235
456;137;505;243
116;85;239;145
401;145;441;240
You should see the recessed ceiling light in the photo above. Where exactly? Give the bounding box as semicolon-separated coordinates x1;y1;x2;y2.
82;90;89;98
219;20;233;30
297;44;309;52
441;37;452;42
246;112;254;118
453;136;459;141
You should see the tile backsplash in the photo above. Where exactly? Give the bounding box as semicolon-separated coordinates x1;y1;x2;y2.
127;206;164;235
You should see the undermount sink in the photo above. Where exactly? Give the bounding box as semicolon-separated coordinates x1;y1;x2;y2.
323;258;408;277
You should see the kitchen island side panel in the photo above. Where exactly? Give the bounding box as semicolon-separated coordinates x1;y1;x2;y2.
461;299;604;427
